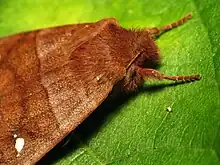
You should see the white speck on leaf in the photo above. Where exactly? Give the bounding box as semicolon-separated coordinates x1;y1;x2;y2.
166;101;176;112
167;106;172;112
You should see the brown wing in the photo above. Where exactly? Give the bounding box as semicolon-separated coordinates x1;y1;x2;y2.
0;18;132;165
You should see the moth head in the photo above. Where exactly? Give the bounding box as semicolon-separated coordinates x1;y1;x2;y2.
133;29;160;68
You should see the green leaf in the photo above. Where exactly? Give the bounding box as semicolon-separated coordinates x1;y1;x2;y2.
1;0;219;164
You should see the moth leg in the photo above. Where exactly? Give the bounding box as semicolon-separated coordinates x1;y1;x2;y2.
136;67;201;81
147;13;192;36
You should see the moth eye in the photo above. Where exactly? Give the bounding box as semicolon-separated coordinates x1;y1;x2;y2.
134;52;160;69
134;53;145;67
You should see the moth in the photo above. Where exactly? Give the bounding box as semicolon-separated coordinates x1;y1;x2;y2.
0;13;200;165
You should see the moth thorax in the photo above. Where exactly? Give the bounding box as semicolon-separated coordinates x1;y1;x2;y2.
133;30;160;68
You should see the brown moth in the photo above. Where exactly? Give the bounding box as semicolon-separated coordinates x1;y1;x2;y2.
0;13;200;165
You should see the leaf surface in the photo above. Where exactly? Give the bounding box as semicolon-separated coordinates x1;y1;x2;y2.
0;0;219;164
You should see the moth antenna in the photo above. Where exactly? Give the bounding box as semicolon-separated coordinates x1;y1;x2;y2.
147;12;193;36
136;67;201;82
163;74;201;81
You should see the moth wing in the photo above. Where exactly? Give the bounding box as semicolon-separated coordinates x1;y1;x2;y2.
0;19;126;165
